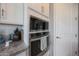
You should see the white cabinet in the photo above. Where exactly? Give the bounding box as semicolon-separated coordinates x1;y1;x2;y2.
28;3;49;17
7;3;24;25
41;3;49;17
0;3;24;25
28;3;41;13
28;8;41;20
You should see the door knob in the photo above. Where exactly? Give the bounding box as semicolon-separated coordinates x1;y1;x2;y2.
75;34;77;38
56;36;61;39
1;8;4;16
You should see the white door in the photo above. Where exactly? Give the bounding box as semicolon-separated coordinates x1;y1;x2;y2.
53;4;78;56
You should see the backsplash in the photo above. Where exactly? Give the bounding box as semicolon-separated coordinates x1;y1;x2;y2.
0;25;23;34
0;24;23;46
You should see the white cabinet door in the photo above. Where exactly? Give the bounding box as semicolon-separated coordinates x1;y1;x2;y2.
28;3;41;13
13;3;23;25
28;8;41;19
53;4;78;56
28;3;49;17
7;3;24;25
41;3;49;17
0;3;24;25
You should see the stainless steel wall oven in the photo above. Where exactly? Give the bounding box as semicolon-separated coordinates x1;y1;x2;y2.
29;16;49;56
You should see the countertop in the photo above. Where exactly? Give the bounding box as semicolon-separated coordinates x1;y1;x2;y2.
0;40;26;56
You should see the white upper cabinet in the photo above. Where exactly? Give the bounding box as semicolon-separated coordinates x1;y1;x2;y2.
41;3;49;17
28;3;49;17
28;3;41;13
7;3;24;25
0;3;24;25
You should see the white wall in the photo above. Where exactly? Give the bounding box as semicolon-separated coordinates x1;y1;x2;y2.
49;3;54;56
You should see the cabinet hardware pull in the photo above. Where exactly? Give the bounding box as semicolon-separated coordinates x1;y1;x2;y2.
2;8;4;16
0;8;1;19
75;34;77;38
56;36;61;39
41;6;44;13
